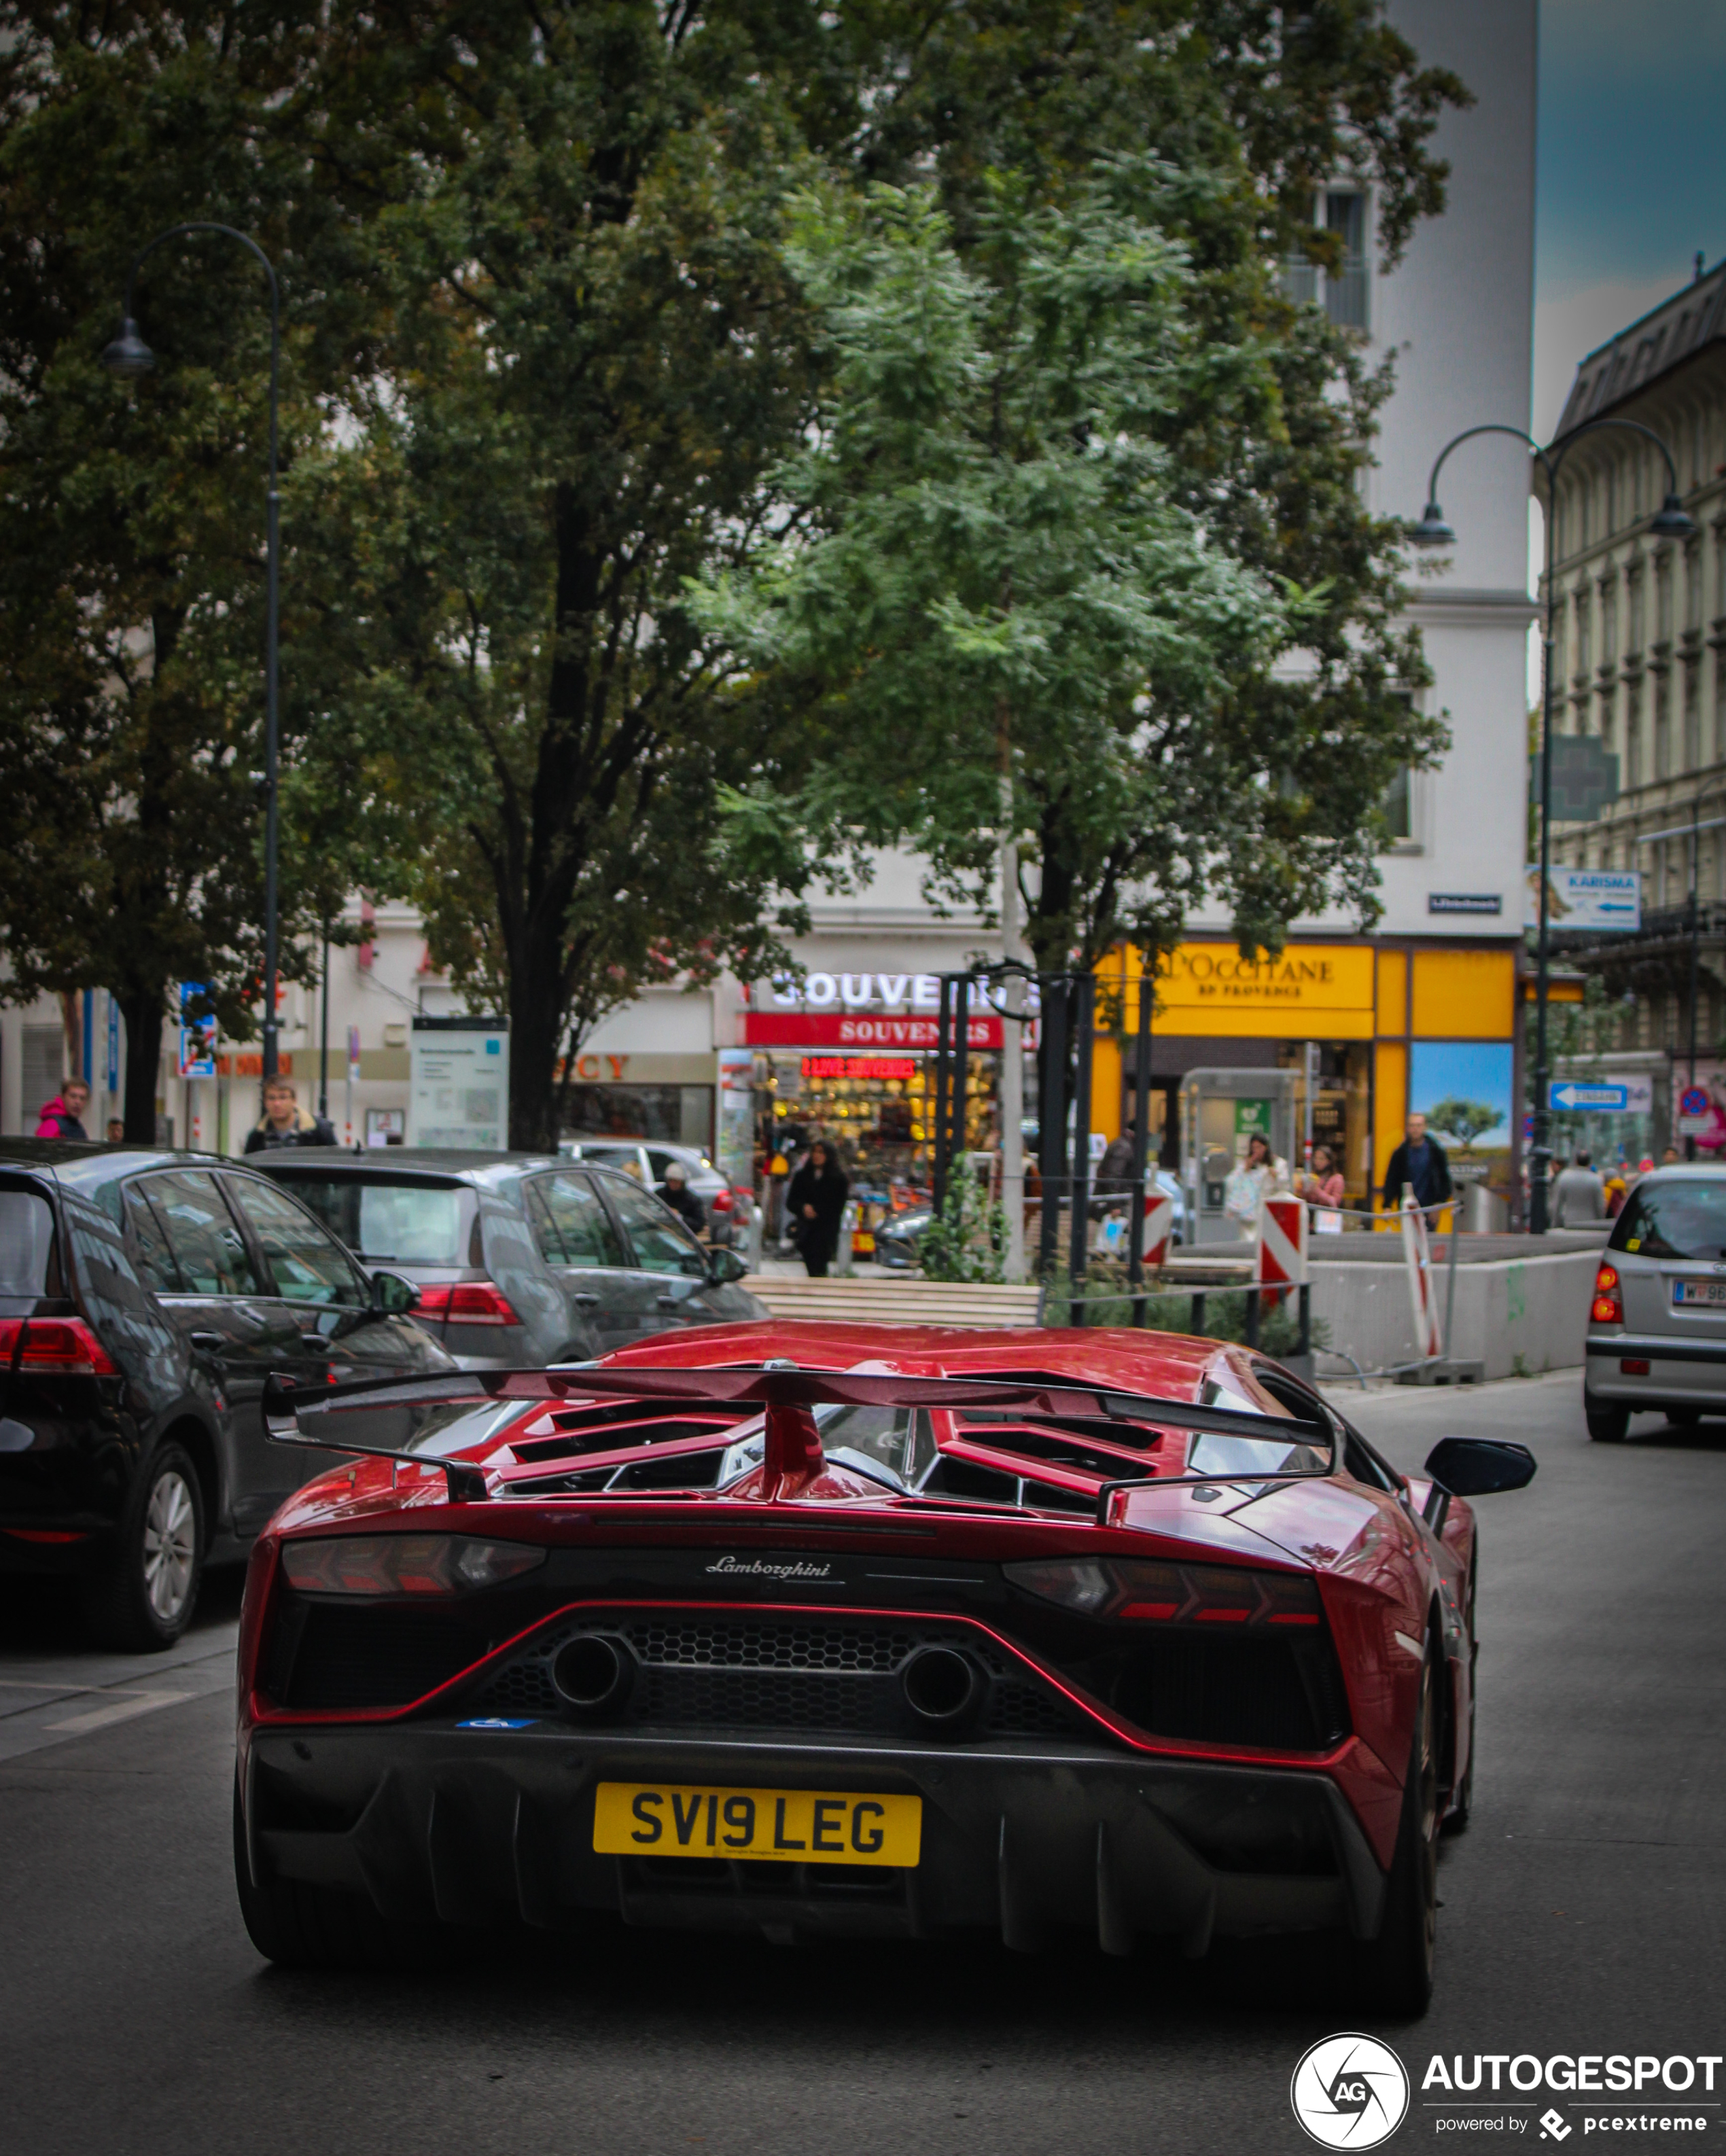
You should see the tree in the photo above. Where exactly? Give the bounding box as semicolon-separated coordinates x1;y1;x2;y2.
1426;1098;1502;1155
0;6;371;1135
689;160;1441;974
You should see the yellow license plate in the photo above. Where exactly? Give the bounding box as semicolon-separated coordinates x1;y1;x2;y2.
593;1782;921;1868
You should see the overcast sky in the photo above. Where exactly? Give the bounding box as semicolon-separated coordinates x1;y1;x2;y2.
1534;0;1726;438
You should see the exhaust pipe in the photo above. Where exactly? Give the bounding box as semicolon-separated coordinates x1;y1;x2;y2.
552;1633;634;1718
900;1644;985;1731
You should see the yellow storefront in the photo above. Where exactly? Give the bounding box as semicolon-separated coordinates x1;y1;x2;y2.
1091;940;1519;1212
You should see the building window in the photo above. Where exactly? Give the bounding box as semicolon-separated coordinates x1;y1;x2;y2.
1282;190;1369;332
1381;764;1412;843
1684;663;1701;771
1629;569;1645;654
1686;541;1702;632
1601;573;1618;665
1575;590;1591;677
1657;553;1674;641
1655;675;1671;779
1625;681;1641;788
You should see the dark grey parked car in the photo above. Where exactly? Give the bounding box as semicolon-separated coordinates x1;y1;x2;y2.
0;1144;454;1651
256;1152;763;1365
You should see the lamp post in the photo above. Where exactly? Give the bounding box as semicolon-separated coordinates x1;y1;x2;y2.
103;224;283;1085
1409;419;1694;1233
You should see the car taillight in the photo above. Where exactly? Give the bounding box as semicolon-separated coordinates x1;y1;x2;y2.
1591;1262;1623;1326
711;1188;735;1214
1005;1556;1321;1627
0;1317;118;1375
415;1280;522;1326
280;1534;546;1596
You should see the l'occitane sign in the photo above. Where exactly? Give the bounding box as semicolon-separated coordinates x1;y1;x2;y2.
1150;942;1375;1038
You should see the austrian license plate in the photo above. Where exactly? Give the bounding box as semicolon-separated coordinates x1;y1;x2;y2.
593;1782;921;1868
1672;1279;1726;1307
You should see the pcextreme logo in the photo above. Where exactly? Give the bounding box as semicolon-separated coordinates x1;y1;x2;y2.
1292;2035;1411;2149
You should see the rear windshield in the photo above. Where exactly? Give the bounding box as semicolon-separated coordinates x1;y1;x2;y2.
0;1188;58;1298
277;1176;469;1265
1610;1179;1726;1260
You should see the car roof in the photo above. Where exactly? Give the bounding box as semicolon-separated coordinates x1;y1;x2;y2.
0;1144;285;1195
252;1149;652;1194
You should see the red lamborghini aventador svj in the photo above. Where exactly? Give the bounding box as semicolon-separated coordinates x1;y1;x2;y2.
232;1323;1534;2013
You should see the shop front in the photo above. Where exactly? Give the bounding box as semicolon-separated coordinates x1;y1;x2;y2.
741;970;1004;1199
1095;938;1520;1216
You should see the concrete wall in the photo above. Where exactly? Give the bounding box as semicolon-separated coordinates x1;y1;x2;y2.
1311;1248;1600;1379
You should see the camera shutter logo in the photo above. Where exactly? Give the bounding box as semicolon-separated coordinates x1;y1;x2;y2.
1290;2034;1410;2149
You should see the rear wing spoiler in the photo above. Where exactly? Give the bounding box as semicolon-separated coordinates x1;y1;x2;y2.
261;1360;1333;1510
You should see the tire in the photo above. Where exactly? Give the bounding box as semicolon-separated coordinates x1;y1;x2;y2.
1585;1399;1630;1443
82;1441;205;1652
232;1777;430;1971
1353;1649;1439;2017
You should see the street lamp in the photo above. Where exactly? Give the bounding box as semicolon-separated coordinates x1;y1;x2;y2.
1410;418;1695;1232
102;224;283;1086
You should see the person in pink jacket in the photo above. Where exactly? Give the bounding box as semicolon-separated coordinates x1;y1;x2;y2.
34;1076;90;1141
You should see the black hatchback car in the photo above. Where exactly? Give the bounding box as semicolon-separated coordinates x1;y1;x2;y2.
253;1151;765;1361
0;1145;455;1652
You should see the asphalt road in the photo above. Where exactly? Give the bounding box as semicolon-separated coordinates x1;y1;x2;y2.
1;1370;1721;2156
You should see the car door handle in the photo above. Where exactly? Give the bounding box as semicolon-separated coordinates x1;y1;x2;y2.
656;1294;680;1309
298;1332;328;1349
570;1293;600;1309
188;1330;225;1356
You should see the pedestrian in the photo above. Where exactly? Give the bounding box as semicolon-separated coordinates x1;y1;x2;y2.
105;1117;126;1144
1603;1166;1627;1218
1095;1125;1137;1198
1298;1143;1346;1210
243;1077;336;1153
34;1076;90;1142
1223;1131;1288;1232
1661;1146;1681;1166
1551;1148;1607;1227
655;1158;707;1236
1382;1111;1452;1222
786;1139;849;1277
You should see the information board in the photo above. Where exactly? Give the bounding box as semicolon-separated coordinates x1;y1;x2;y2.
409;1017;509;1149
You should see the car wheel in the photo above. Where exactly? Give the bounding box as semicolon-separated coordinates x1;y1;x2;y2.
1353;1647;1439;2016
232;1778;441;1971
82;1441;205;1653
1585;1399;1630;1443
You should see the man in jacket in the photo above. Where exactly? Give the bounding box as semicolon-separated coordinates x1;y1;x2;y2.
244;1078;336;1153
1551;1150;1607;1227
1382;1112;1452;1218
654;1159;707;1235
34;1078;90;1141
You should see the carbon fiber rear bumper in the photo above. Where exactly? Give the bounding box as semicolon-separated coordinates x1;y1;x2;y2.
243;1723;1386;1951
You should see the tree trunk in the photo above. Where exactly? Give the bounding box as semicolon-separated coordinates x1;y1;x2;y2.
118;985;164;1146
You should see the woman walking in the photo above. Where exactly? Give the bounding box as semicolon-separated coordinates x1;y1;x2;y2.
786;1140;849;1277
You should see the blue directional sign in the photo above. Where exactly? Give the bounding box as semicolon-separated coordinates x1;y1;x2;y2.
1549;1081;1627;1112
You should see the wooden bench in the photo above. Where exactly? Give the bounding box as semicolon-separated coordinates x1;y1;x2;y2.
743;1277;1046;1329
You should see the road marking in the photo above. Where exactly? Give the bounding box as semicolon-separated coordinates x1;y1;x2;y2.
43;1689;192;1736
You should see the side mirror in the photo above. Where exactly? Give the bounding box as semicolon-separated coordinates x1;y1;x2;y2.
370;1269;421;1315
1423;1437;1536;1498
709;1247;749;1285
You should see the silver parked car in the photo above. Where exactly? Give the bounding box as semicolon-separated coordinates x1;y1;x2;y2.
563;1141;746;1244
1584;1165;1726;1439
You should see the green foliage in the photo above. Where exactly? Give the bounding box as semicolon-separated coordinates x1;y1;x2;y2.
919;1179;1009;1284
1042;1275;1326;1357
1425;1098;1502;1154
690;154;1443;970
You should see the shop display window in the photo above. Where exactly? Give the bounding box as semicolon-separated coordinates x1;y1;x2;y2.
561;1083;713;1152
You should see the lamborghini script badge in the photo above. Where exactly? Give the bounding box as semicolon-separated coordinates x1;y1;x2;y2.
705;1555;834;1581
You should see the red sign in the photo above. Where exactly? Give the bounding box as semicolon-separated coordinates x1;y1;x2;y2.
801;1056;919;1081
746;1013;1004;1049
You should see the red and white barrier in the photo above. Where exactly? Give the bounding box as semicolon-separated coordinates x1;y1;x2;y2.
1399;1194;1445;1360
1142;1192;1174;1270
1256;1192;1308;1309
